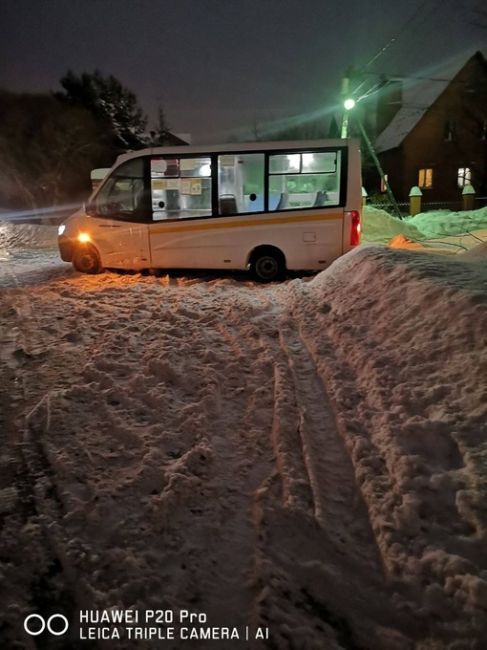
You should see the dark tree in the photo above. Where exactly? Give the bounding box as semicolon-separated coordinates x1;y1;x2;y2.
0;91;105;208
58;70;148;151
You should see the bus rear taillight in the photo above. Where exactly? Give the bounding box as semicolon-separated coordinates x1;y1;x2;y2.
347;210;361;246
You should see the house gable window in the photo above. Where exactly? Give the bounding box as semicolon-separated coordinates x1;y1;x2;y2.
418;168;433;189
457;167;471;188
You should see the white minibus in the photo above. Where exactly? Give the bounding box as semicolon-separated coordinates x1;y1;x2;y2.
58;139;362;281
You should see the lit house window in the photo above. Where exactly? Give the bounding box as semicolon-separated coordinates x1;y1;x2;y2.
418;168;433;189
457;167;471;188
380;174;389;193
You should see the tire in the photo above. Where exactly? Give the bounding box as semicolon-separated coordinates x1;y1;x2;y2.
72;245;102;274
250;249;285;282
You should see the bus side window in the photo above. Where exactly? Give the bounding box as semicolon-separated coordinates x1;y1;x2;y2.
218;154;264;215
151;157;212;220
268;151;341;210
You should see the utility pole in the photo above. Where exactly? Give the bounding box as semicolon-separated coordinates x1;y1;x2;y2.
340;69;402;219
340;67;354;138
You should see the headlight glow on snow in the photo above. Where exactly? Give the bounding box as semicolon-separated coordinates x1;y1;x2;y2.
78;232;91;243
58;224;66;236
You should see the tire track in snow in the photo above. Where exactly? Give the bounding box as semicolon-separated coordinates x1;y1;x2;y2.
188;309;282;639
269;357;315;514
278;322;385;569
246;291;423;649
256;290;384;569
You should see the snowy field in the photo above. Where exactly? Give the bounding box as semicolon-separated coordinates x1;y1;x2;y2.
0;209;486;649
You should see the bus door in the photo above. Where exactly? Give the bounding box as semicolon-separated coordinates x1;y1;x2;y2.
93;217;150;270
91;158;150;269
148;155;214;268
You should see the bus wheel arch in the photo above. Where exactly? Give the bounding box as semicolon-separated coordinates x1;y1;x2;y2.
248;245;286;282
72;244;103;274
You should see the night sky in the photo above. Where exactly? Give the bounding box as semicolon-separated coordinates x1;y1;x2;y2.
1;0;485;143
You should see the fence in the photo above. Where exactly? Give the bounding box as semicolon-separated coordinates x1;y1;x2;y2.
366;188;487;218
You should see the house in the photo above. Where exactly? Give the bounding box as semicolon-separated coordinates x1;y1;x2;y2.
369;51;487;204
146;131;191;146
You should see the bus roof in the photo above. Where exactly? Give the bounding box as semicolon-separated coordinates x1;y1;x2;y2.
116;139;359;165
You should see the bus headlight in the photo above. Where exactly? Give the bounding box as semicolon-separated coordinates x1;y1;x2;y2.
58;224;66;236
78;232;91;243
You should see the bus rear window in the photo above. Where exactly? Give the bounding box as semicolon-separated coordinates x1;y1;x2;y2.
268;150;341;210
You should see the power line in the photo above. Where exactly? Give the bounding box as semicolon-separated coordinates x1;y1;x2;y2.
362;72;456;82
348;0;450;100
364;0;438;70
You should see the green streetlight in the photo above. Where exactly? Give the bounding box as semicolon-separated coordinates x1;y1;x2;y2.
343;98;356;111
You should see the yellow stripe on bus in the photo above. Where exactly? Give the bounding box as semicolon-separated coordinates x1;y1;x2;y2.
150;211;342;235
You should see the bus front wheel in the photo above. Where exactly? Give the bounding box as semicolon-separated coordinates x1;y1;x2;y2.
249;248;285;282
73;245;102;274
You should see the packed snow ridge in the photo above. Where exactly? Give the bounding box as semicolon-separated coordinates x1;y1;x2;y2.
1;239;486;648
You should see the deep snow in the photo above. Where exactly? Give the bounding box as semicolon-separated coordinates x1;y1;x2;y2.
0;211;487;649
363;205;487;254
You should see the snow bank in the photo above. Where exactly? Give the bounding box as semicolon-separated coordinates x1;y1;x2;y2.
0;221;58;249
363;205;487;254
362;206;422;243
406;205;487;238
284;246;487;646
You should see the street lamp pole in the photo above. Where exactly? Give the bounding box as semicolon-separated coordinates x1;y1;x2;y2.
340;73;402;219
340;72;352;138
355;116;402;219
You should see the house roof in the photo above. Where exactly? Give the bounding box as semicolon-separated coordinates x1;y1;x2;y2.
162;132;191;146
375;51;486;153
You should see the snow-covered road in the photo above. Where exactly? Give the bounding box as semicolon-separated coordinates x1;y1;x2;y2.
1;239;487;649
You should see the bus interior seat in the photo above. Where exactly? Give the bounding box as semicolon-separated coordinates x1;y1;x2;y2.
313;190;329;207
276;193;289;210
219;195;238;215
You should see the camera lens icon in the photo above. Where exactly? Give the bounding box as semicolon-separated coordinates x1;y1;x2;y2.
24;613;69;636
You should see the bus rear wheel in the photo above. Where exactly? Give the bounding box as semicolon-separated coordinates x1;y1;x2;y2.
250;248;285;282
73;245;102;274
